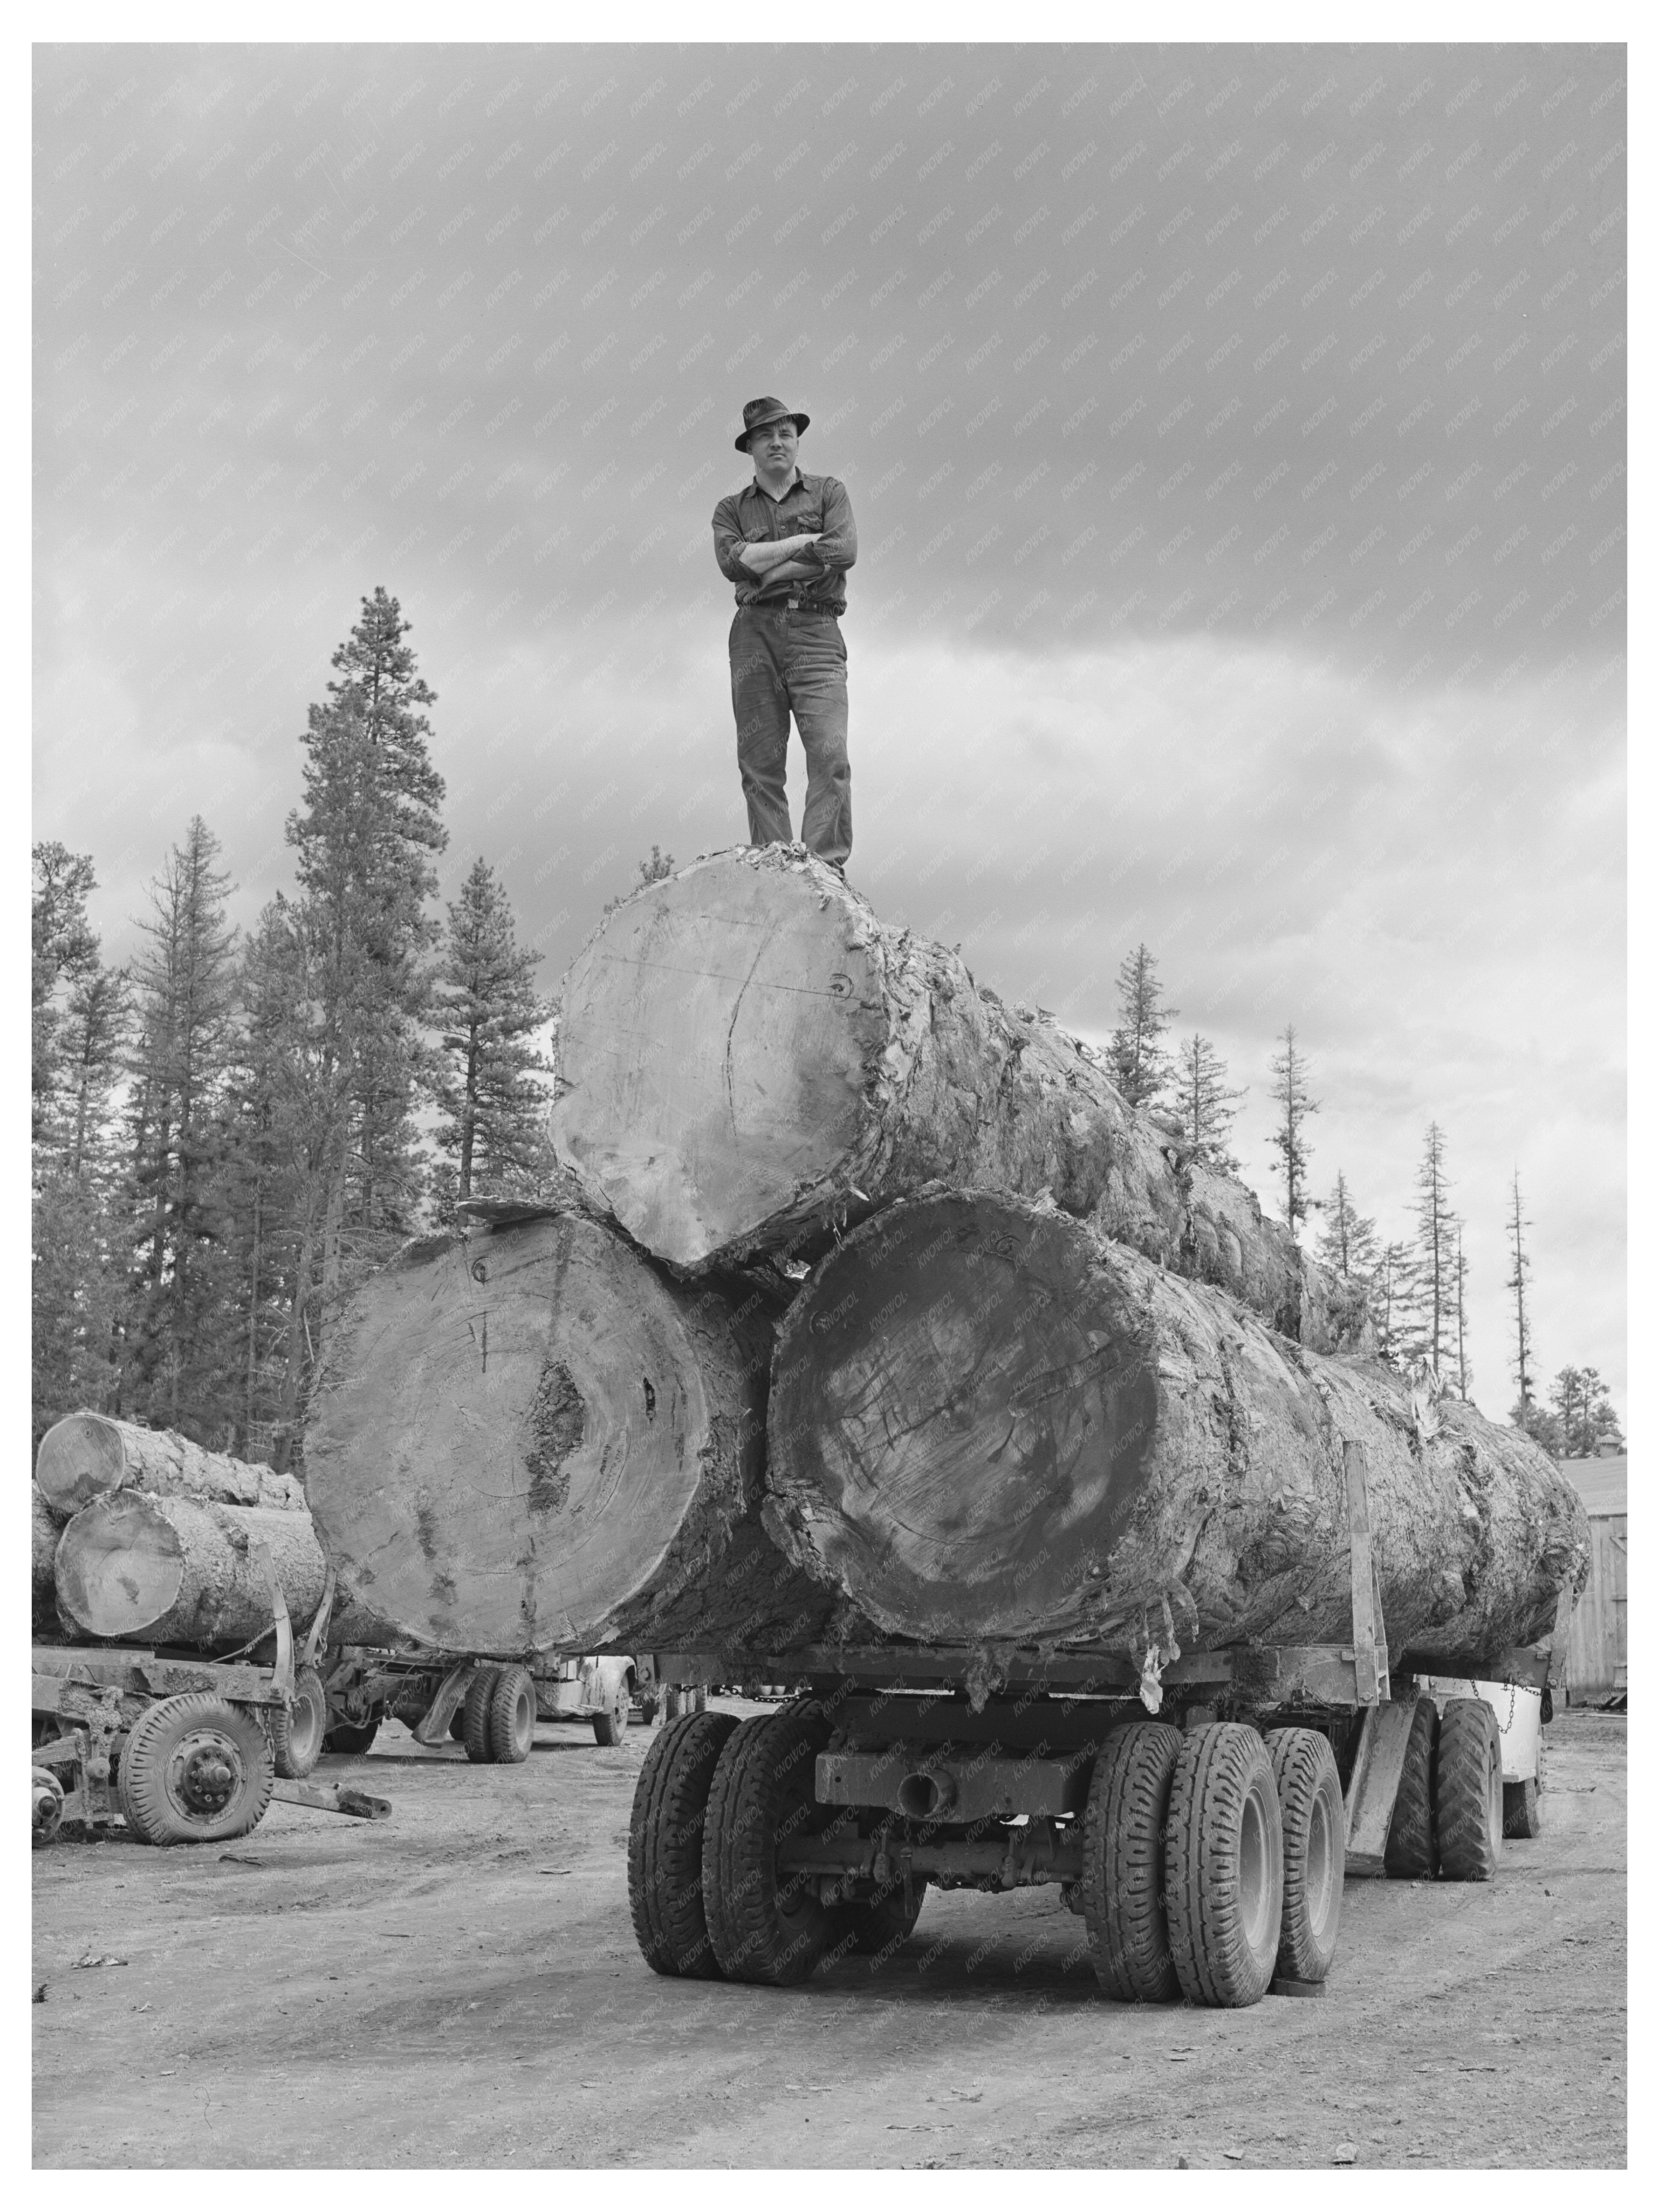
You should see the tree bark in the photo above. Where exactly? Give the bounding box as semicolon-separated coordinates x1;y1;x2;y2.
34;1412;308;1520
54;1492;333;1646
551;846;1368;1354
303;1210;843;1657
764;1191;1590;1665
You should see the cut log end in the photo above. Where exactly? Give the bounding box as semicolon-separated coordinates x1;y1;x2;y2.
34;1411;128;1517
305;1215;762;1654
551;846;884;1267
54;1492;187;1640
769;1195;1163;1642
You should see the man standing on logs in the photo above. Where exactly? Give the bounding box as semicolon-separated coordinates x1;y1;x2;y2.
711;397;857;872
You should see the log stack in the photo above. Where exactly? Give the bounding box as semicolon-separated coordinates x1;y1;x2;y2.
303;844;1589;1669
36;1413;384;1652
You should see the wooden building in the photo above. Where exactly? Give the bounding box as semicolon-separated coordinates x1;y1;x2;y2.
1561;1451;1627;1701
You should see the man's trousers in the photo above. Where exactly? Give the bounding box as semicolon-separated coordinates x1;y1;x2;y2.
728;604;852;866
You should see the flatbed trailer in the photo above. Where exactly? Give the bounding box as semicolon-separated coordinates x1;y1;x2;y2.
31;1555;390;1847
622;1443;1552;2007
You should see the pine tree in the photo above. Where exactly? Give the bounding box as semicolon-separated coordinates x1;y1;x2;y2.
433;858;553;1218
1107;945;1176;1109
32;841;100;1145
276;589;448;1457
1316;1170;1379;1282
120;818;241;1436
31;843;128;1442
1372;1240;1413;1366
1266;1025;1319;1235
1172;1034;1245;1173
1402;1122;1458;1373
1506;1169;1537;1422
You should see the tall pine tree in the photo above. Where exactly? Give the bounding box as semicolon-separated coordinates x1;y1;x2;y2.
1316;1170;1378;1282
31;843;127;1441
433;858;553;1218
1107;944;1175;1108
1506;1169;1540;1433
1267;1025;1318;1236
1172;1033;1245;1172
1402;1122;1458;1374
276;589;448;1457
120;818;241;1438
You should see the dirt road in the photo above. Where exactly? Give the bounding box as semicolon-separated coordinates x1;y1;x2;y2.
33;1701;1625;2169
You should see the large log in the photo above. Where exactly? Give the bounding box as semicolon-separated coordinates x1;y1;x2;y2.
303;1212;844;1657
35;1412;307;1520
764;1191;1590;1665
54;1493;333;1648
551;846;1368;1353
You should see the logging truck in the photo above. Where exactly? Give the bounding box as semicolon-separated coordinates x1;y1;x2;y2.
300;845;1590;2010
620;1436;1555;2008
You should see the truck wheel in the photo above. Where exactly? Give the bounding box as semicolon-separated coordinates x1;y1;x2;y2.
1165;1722;1284;2008
1264;1727;1344;1984
835;1873;928;1957
1081;1720;1184;2001
1503;1778;1542;1838
1435;1697;1503;1880
702;1705;835;1986
593;1683;631;1745
448;1709;468;1742
1384;1696;1439;1878
462;1668;503;1763
323;1717;380;1756
486;1666;536;1763
118;1693;274;1846
268;1664;327;1781
628;1709;741;1977
33;1766;65;1847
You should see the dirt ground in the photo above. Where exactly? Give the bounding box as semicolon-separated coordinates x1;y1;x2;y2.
33;1699;1625;2170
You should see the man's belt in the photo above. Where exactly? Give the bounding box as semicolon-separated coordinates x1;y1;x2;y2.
746;595;842;614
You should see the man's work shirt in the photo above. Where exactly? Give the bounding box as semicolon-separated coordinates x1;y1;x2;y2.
711;470;858;613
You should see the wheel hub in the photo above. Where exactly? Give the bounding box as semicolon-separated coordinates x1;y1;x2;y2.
172;1734;239;1815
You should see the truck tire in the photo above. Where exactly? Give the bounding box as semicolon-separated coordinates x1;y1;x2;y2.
485;1666;536;1763
449;1709;468;1743
593;1681;631;1745
702;1705;835;1986
1503;1778;1542;1838
1165;1722;1284;2009
1384;1696;1439;1879
1081;1720;1184;2002
323;1717;380;1756
268;1664;327;1781
628;1709;741;1977
118;1693;274;1846
462;1667;503;1764
1264;1727;1344;1984
1435;1697;1503;1881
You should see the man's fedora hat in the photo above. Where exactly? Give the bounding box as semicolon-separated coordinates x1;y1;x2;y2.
735;395;810;452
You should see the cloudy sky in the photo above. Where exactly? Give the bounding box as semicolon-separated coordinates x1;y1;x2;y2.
33;40;1626;1423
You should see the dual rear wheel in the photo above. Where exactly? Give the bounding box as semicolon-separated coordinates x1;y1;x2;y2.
1082;1720;1341;2009
628;1704;928;1987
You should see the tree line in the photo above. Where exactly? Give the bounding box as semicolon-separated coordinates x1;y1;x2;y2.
31;589;568;1467
1102;945;1623;1459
